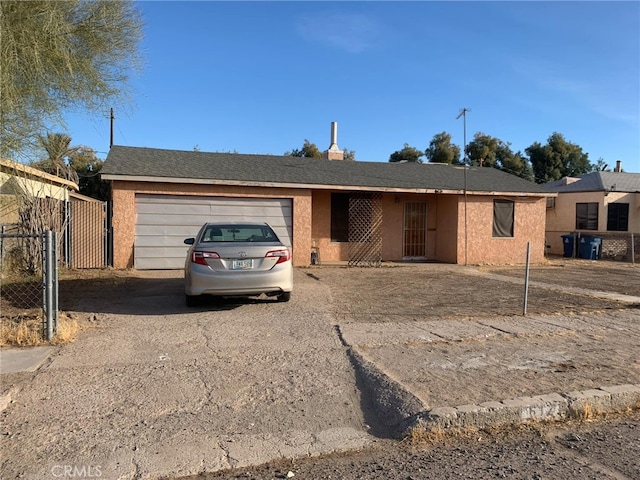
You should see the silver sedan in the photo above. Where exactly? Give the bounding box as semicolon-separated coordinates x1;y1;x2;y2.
184;222;293;306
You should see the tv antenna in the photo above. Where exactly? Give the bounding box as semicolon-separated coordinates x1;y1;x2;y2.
456;107;471;266
456;108;471;163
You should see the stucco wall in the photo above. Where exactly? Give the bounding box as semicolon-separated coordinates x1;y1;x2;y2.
110;181;312;269
459;196;547;264
433;194;459;263
545;191;640;255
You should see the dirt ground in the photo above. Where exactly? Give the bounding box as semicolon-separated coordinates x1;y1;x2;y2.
2;257;639;480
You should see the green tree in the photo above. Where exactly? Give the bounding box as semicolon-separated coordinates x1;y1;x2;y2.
593;157;611;171
525;132;592;183
389;143;424;163
425;132;461;164
68;147;110;200
342;148;356;161
467;132;533;181
33;133;79;183
0;0;143;159
500;150;534;182
286;139;323;158
286;140;356;160
466;133;500;168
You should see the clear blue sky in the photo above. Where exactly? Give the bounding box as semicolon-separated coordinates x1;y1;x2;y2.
63;1;640;174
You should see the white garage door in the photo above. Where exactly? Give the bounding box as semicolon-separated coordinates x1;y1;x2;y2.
135;194;293;269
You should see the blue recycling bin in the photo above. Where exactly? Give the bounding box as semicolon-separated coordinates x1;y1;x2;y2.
578;235;601;260
561;234;575;257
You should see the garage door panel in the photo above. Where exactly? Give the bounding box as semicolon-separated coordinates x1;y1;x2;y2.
134;195;292;269
136;203;213;216
136;225;201;237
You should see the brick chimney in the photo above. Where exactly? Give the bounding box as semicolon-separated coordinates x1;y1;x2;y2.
324;121;344;160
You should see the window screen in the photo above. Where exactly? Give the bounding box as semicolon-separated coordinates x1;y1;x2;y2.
493;200;514;237
607;203;629;231
331;193;349;242
576;203;598;230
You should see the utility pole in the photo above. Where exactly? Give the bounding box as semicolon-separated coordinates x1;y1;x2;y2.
110;108;114;148
456;108;471;266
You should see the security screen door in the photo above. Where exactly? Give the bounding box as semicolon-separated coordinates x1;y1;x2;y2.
403;201;427;259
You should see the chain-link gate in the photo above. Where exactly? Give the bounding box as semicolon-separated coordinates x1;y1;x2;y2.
0;228;59;340
348;193;383;266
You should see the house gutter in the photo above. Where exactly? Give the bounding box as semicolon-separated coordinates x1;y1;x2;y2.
100;174;555;198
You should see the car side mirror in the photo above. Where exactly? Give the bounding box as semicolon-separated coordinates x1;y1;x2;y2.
184;238;195;245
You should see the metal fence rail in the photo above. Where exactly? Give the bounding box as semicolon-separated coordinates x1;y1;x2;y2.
0;228;59;340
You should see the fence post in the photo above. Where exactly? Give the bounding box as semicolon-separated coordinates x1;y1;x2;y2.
632;233;636;265
53;230;59;333
44;230;55;341
523;241;531;316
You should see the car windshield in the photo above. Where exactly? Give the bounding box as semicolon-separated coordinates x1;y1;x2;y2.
201;224;278;243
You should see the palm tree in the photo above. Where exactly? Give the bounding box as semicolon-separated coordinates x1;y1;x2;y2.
36;133;79;183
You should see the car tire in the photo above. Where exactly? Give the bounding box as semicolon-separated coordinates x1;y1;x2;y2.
277;291;291;303
186;294;199;307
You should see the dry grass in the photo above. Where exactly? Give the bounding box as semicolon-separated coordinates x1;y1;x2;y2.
0;313;83;346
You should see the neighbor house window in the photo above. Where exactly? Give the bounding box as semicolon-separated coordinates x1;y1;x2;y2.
493;199;514;237
576;202;598;230
331;193;349;242
607;203;629;231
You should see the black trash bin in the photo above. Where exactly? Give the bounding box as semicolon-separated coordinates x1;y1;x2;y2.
578;236;601;260
561;234;575;257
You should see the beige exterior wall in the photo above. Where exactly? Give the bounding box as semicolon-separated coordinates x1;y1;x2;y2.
0;171;71;201
111;181;549;268
110;181;312;269
457;196;547;264
545;191;640;255
433;194;459;263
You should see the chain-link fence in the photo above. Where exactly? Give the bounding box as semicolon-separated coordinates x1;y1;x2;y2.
598;232;638;263
550;230;637;264
1;226;59;340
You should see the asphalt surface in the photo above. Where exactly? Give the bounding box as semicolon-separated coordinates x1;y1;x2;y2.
1;265;639;480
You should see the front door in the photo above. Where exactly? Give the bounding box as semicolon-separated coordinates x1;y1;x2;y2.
403;201;427;260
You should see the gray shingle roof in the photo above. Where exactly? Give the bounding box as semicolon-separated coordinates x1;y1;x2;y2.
544;172;640;193
102;145;552;195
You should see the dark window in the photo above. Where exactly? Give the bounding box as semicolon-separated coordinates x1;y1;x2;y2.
607;203;629;231
493;199;514;237
331;193;349;242
576;203;598;230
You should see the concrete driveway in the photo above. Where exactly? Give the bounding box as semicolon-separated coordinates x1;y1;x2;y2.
1;262;639;479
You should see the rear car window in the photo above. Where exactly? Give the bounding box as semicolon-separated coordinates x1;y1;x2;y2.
201;225;278;243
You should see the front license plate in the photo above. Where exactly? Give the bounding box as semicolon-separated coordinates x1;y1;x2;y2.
232;259;253;270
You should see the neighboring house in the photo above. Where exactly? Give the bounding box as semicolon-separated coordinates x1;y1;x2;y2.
101;130;554;270
1;158;79;225
1;158;107;269
544;167;640;260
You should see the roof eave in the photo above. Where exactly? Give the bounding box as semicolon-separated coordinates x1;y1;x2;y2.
101;174;553;197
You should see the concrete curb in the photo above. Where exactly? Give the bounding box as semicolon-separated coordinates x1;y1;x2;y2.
403;384;640;435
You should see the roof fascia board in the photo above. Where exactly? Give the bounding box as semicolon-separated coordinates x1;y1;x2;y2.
101;174;554;197
1;158;79;191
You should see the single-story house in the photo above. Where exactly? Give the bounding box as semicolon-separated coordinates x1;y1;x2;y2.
101;135;554;269
544;165;640;258
1;157;79;224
